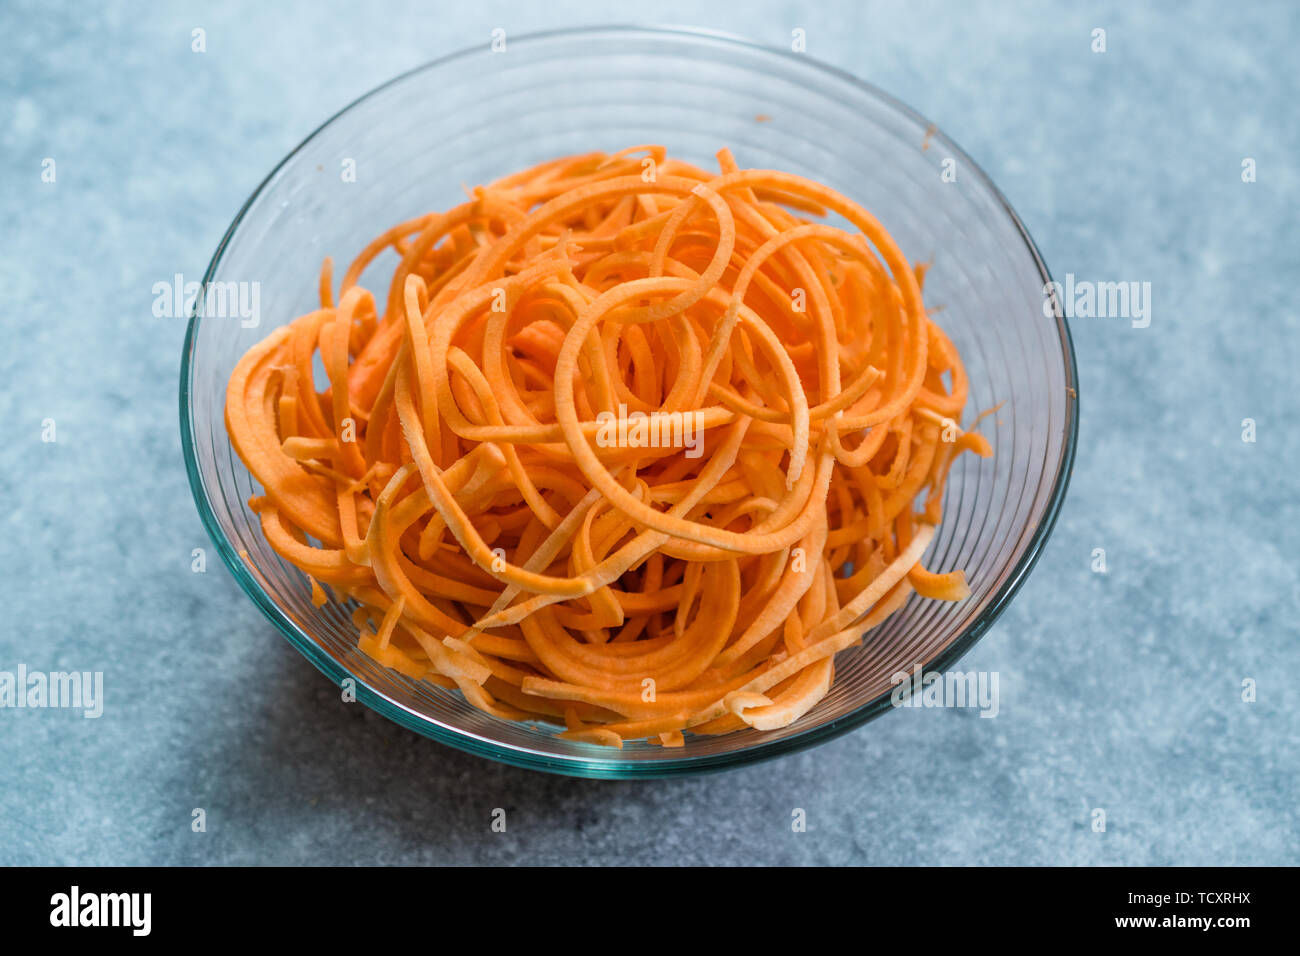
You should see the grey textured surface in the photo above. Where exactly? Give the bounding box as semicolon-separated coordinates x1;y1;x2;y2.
1;0;1297;866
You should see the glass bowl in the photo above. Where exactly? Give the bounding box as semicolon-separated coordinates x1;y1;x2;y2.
181;25;1078;778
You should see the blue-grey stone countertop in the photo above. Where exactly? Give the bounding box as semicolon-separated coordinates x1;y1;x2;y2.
1;0;1296;865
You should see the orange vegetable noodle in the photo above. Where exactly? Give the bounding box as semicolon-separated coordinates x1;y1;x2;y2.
224;146;993;747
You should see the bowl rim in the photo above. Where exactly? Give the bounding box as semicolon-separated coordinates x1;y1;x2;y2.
180;23;1079;779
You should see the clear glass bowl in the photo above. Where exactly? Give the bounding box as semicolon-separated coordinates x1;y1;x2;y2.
181;26;1078;778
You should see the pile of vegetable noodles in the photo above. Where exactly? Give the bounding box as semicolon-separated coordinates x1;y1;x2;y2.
225;146;991;747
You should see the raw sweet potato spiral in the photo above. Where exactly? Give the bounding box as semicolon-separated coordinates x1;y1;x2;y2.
225;146;991;747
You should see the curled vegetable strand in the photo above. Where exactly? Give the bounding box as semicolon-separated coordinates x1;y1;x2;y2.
225;147;992;747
